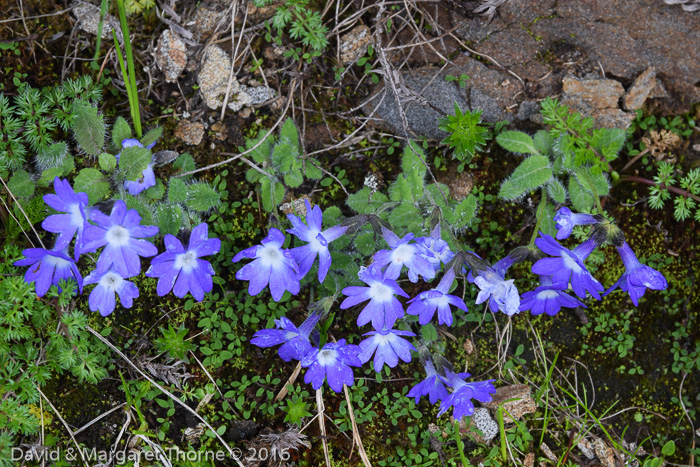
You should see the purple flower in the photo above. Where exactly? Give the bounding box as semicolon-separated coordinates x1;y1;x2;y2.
301;339;362;392
554;207;599;240
473;266;520;316
117;139;158;195
286;200;348;283
82;200;159;277
250;313;321;362
532;234;604;299
407;268;468;326
41;178;89;259
83;268;139;316
358;328;416;371
415;224;455;272
146;223;221;301
604;241;668;306
13;247;83;297
407;357;449;405
340;263;409;330
233;228;300;301
520;275;586;316
438;369;496;420
372;227;436;282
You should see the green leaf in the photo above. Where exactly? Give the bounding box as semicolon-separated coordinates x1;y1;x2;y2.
38;167;64;187
145;178;165;200
173;153;196;176
120;145;152;180
540;200;557;237
71;100;105;156
260;178;285;212
154;203;183;235
547;178;567;203
99;152;117;172
8;170;35;198
120;193;154;225
61;155;75;176
499;155;553;200
74;168;109;205
271;143;299;172
568;176;596;212
496;131;540;155
346;187;389;214
279;117;299;149
388;203;421;227
284;170;304;188
304;158;323;179
354;231;378;256
112;117;132;148
533;130;554;155
185;183;221;212
575;167;609;196
595;128;626;160
661;440;675;457
141;127;163;149
452;195;478;226
168;178;188;203
248;132;272;164
402;141;427;180
36;141;69;169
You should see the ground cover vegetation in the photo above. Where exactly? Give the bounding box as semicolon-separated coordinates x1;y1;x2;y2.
0;0;699;466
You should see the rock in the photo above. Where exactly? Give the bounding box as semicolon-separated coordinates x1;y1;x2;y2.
238;0;282;23
241;85;276;106
155;30;187;83
523;452;535;467
72;1;123;44
446;172;474;201
470;408;498;443
560;75;634;129
197;45;251;112
191;6;225;39
453;0;700;113
593;437;616;467
540;442;556;462
174;120;205;146
365;57;522;138
577;437;596;459
483;384;536;423
623;68;657;111
339;25;372;64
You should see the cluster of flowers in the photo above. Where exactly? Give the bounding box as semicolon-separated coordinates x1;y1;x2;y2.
234;201;668;419
14;177;221;316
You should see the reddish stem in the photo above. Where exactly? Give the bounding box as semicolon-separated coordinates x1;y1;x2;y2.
618;176;700;203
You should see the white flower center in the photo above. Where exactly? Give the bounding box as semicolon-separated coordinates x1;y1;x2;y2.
175;251;198;272
561;252;582;273
98;272;124;292
317;349;337;366
390;244;414;265
69;203;84;229
259;244;283;267
369;282;393;303
430;294;450;308
536;289;560;300
106;225;130;247
44;254;71;269
373;332;396;347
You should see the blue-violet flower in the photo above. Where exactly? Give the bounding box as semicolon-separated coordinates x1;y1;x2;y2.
358;327;416;371
82;200;159;277
301;339;362;392
372;227;436;282
286;199;348;283
146;222;221;301
532;234;604;299
407;357;449;405
340;264;409;330
415;224;455;272
13;247;83;297
250;313;321;362
473;262;520;316
407;268;468;326
84;268;139;316
553;207;599;240
604;241;668;305
41;177;89;259
438;369;497;420
117;138;158;195
519;275;586;316
233;228;300;301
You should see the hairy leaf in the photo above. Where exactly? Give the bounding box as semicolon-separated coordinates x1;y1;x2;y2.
185;183;221;212
74;168;109;205
547;178;567;204
71;100;105;156
168;178;188;204
8;170;35;198
111;117;132;148
347;187;389;214
499;155;553;200
496;131;540;155
119;145;152;180
154;203;183;236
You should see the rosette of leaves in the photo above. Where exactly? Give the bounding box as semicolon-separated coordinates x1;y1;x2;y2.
346;141;479;254
0;76;104;173
244;118;323;212
438;103;490;165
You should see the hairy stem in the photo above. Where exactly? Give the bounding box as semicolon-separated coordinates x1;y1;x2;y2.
529;190;548;246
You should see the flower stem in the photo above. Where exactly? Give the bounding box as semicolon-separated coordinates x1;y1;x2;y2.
529;190;548;246
453;419;471;467
617;175;700;203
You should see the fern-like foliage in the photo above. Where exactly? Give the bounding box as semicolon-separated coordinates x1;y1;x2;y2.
256;0;329;53
649;163;700;221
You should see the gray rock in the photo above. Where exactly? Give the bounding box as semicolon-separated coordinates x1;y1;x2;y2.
72;1;123;44
339;25;372;64
560;75;634;129
242;85;276;106
155;30;187;83
472;408;498;443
